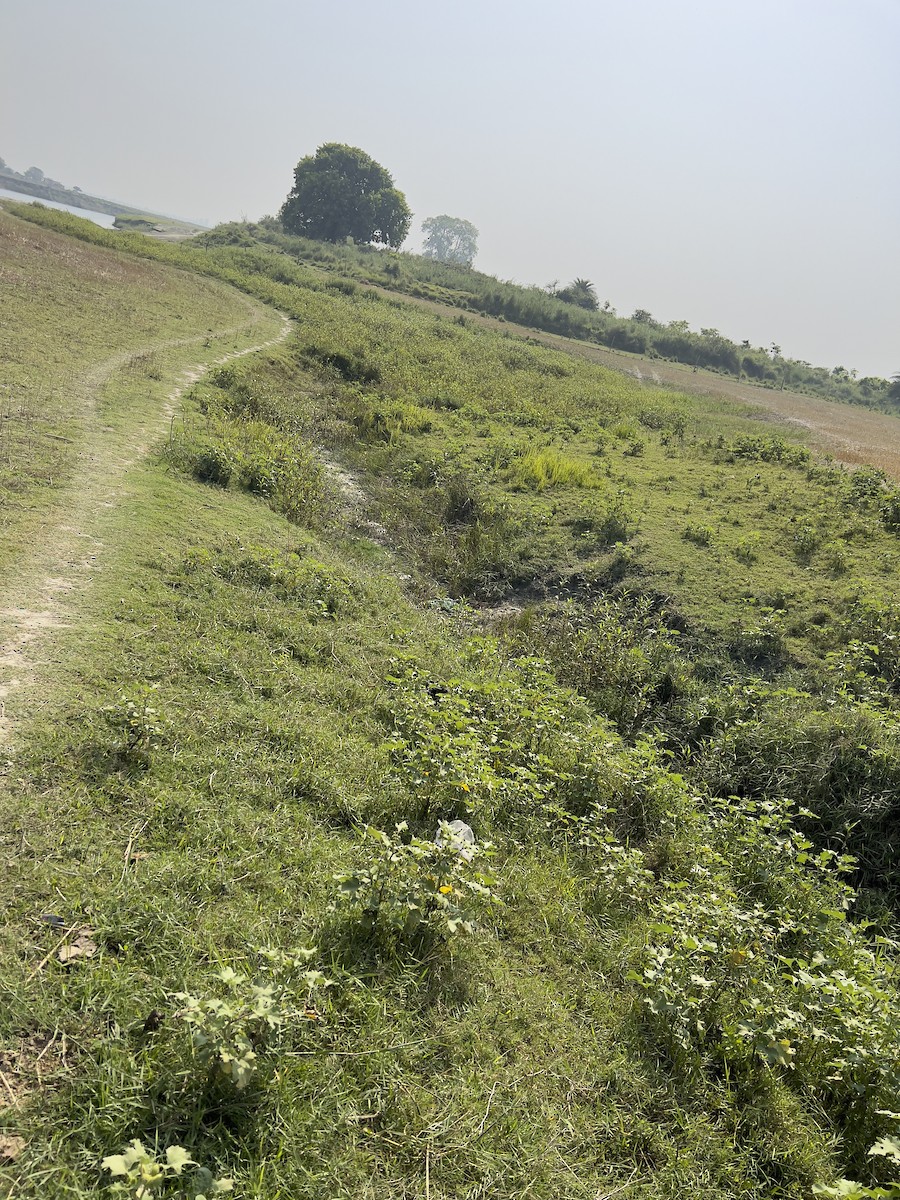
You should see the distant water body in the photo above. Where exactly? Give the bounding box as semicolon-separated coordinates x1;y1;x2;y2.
0;186;117;228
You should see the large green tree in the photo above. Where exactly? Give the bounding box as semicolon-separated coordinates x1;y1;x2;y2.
279;143;411;248
421;214;479;266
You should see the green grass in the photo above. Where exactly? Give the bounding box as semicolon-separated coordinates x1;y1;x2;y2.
1;204;899;1199
0;208;282;578
3;443;884;1200
202;218;899;413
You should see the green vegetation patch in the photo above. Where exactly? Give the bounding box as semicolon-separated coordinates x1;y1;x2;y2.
4;451;898;1197
2;202;900;1199
0;207;278;576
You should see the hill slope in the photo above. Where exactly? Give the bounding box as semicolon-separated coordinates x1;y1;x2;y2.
1;205;899;1200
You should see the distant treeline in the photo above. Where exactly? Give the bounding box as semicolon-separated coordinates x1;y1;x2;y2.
200;219;898;414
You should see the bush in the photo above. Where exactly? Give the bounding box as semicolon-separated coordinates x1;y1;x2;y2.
191;443;234;487
330;822;500;944
683;523;714;547
792;522;820;563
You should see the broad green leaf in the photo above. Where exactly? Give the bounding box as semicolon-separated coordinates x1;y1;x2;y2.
869;1135;900;1165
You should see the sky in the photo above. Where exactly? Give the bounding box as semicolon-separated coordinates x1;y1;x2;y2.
2;0;898;378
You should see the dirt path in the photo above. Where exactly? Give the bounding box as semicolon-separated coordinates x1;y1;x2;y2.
0;311;292;747
317;447;389;543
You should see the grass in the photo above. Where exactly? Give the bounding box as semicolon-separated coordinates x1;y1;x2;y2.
1;204;899;1199
0;449;869;1200
0;208;283;579
202;219;900;415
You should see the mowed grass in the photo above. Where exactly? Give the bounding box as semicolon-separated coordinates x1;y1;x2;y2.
0;207;282;577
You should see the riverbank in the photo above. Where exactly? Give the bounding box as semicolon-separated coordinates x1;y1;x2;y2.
0;170;205;235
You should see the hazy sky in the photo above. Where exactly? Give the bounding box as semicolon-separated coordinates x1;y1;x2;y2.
3;0;898;377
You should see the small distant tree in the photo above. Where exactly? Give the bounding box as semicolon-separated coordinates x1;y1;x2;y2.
632;309;655;325
280;143;411;248
421;215;479;266
23;166;44;183
556;278;599;310
887;373;900;401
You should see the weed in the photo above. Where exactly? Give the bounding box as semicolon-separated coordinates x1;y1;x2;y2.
101;684;164;767
174;955;332;1089
331;821;500;942
683;523;714;547
102;1141;232;1199
733;534;760;564
793;521;820;562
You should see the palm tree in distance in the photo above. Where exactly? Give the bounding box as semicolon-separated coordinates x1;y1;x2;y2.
555;278;599;311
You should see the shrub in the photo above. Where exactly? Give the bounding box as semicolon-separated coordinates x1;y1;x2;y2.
822;540;850;575
732;535;759;564
331;821;500;942
190;443;234;487
792;521;820;562
102;1141;232;1199
101;684;164;768
880;489;900;530
174;955;332;1089
683;523;714;547
726;607;785;663
508;597;686;737
300;343;381;384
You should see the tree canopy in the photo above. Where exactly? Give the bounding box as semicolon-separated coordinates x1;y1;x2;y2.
421;215;479;266
555;278;598;311
280;144;411;248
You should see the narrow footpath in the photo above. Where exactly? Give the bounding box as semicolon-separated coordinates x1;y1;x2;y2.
0;312;292;747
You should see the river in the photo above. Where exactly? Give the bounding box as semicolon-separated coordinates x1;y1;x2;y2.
0;186;117;228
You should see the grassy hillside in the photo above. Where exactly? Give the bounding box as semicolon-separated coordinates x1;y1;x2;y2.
0;209;281;576
204;219;899;415
1;204;899;1200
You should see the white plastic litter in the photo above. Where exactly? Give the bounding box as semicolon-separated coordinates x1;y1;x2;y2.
435;819;476;862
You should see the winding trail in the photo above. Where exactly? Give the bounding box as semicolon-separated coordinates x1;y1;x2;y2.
0;311;293;747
